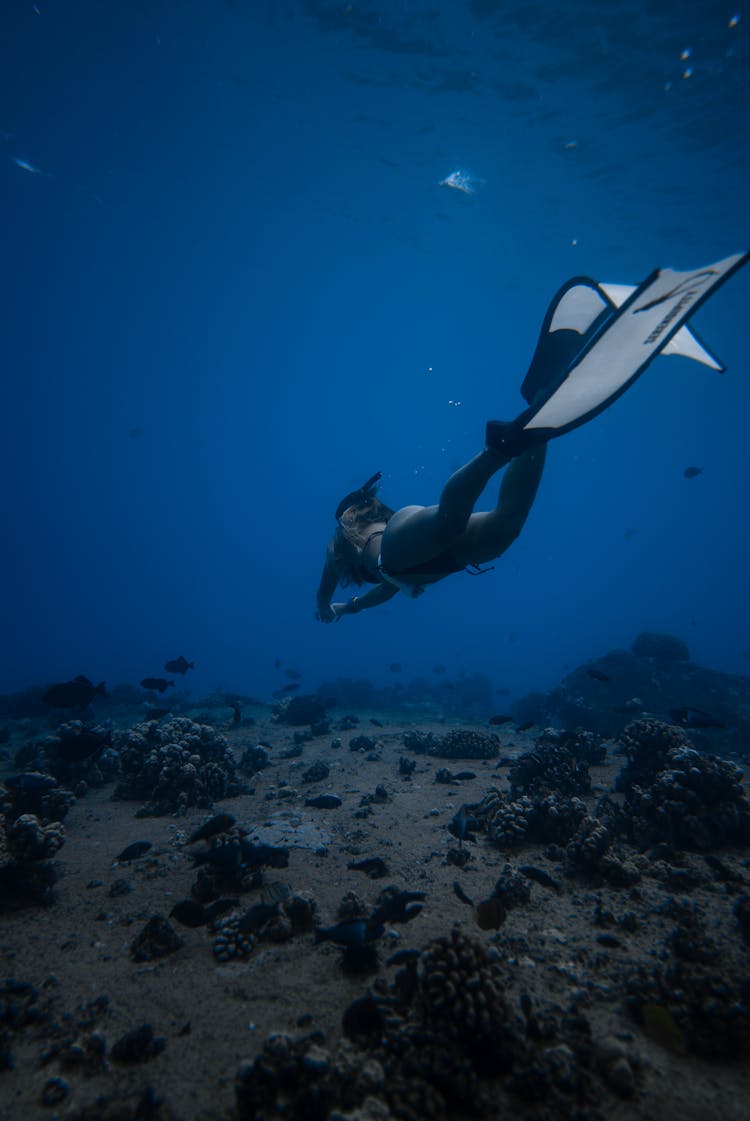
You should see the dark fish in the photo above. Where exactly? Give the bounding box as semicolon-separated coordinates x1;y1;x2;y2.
372;889;425;924
187;813;236;844
164;656;194;675
475;896;505;930
239;840;289;869
453;881;475;907
386;948;420;966
274;658;282;669
281;682;301;694
435;768;475;784
43;675;106;710
623;527;639;540
389;662;402;673
140;678;174;693
191;842;244;875
489;714;513;726
516;721;535;732
668;706;725;729
496;687;511;696
5;771;58;793
370;718;383;727
238;901;280;933
432;664;446;674
453;881;474;907
519;865;560;891
448;803;477;843
305;794;342;809
586;668;611;683
284;668;302;680
54;727;111;762
170;900;207;927
348;857;389;878
116;841;152;862
683;466;703;479
315;918;384;947
203;898;240;922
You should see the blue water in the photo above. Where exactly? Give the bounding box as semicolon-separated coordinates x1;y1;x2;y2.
1;0;748;706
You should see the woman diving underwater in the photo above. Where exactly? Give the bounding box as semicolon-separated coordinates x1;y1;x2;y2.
315;252;748;623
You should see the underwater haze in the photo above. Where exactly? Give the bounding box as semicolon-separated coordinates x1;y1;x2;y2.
1;0;749;707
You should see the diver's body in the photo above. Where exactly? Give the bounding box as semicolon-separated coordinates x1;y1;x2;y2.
316;445;545;621
316;252;747;623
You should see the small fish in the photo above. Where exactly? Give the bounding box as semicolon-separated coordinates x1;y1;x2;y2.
438;169;480;195
489;714;513;726
284;668;302;680
519;865;560;891
13;156;43;174
280;682;301;694
203;897;240;922
305;794;342;809
370;718;383;727
683;466;703;479
435;768;475;784
140;677;174;693
164;656;194;675
238;901;280;933
389;662;402;673
116;841;152;862
347;857;389;879
315;918;384;947
516;721;535;732
170;900;207;928
191;841;244;875
668;706;725;729
433;664;446;674
43;675;106;710
448;803;478;843
54;727;111;762
586;668;611;683
453;881;474;907
187;813;236;844
5;772;58;793
274;658;282;670
386;948;420;966
372;889;426;924
496;687;511;696
623;527;639;540
239;840;289;869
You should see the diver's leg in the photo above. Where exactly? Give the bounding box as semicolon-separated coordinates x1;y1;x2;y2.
381;448;508;570
451;445;546;566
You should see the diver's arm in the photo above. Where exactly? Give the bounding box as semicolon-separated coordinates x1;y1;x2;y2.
335;582;400;617
316;549;340;622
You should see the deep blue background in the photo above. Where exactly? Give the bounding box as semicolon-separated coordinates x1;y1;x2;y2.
1;0;748;704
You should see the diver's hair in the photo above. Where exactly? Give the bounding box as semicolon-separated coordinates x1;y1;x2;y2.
332;495;395;587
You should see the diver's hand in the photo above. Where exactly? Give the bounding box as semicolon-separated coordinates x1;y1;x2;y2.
316;603;340;624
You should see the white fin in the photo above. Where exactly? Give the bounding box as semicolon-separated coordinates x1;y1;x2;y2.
599;282;723;371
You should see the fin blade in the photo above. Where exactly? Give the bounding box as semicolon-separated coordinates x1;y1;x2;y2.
521;251;748;437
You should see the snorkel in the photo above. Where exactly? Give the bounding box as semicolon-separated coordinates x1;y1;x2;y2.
335;471;383;521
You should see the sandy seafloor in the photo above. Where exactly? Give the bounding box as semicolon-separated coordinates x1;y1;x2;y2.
2;706;750;1121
